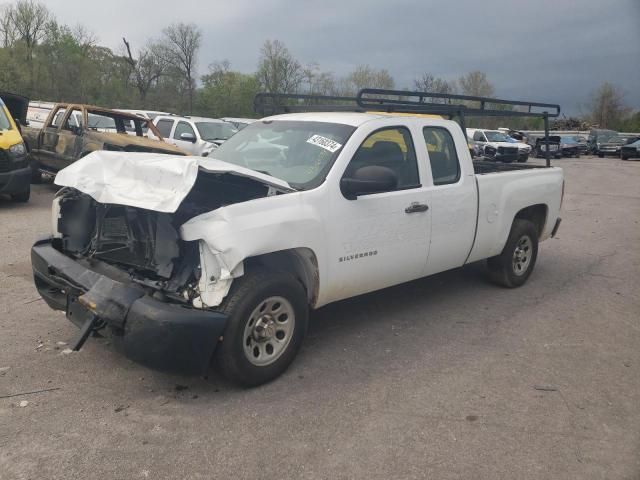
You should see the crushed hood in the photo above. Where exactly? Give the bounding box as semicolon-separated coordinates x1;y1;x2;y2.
54;151;293;213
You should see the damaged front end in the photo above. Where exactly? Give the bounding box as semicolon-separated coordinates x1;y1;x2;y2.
32;156;291;373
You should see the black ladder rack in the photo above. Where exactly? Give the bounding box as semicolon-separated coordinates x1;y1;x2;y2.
254;88;561;166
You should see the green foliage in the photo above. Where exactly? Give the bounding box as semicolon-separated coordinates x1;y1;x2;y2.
197;62;259;118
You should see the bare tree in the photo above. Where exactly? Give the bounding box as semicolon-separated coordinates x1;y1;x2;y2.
123;37;168;105
458;71;494;97
10;0;50;55
0;3;17;48
345;64;394;93
71;24;97;52
256;40;304;94
588;82;630;128
160;23;202;113
413;73;457;102
302;63;337;96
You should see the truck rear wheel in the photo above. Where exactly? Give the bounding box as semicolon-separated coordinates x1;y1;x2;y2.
487;219;538;288
214;267;308;387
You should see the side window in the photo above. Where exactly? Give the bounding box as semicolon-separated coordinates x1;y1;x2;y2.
63;109;82;131
346;127;419;190
173;121;196;140
473;131;485;142
51;108;67;127
423;127;461;186
155;119;174;138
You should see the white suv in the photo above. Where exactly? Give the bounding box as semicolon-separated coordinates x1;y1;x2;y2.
150;116;238;156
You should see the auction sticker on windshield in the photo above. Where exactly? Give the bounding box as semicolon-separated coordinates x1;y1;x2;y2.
307;135;342;153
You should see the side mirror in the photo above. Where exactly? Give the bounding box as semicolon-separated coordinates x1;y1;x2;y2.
180;132;197;143
340;165;398;200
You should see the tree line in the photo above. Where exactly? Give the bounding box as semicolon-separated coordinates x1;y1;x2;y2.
1;0;638;131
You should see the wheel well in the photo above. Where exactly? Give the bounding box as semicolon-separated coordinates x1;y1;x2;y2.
245;248;319;307
514;204;547;237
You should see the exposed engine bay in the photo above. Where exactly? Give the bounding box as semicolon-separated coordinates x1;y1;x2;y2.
53;172;275;305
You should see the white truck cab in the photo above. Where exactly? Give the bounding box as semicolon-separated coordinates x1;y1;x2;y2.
150;115;238;156
32;91;564;387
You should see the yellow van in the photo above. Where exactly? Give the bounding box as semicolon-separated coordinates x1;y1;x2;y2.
0;93;30;202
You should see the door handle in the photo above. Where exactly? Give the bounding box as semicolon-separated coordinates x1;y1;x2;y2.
405;202;429;214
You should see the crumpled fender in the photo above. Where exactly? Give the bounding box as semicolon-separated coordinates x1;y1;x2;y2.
180;192;326;307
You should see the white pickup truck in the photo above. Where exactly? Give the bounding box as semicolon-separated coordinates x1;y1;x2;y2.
31;110;564;386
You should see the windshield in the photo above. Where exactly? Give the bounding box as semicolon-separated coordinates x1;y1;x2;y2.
560;136;577;142
0;103;12;130
196;122;238;141
484;131;510;142
211;120;356;189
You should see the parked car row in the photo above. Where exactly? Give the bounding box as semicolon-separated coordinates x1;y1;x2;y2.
596;134;640;158
26;102;248;155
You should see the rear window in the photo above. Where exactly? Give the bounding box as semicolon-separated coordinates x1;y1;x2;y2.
423;127;461;186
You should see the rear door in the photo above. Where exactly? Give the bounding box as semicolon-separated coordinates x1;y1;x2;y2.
421;124;477;275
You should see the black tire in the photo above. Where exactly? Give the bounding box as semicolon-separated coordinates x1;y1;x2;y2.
214;267;309;387
11;185;30;203
621;155;628;161
487;219;539;288
598;153;604;158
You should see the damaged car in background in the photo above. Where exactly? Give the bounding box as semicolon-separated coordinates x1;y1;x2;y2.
31;90;564;387
22;103;186;182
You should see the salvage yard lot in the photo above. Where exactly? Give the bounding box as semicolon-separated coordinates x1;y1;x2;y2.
1;156;639;479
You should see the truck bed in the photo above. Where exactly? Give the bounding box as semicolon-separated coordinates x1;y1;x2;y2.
467;163;564;264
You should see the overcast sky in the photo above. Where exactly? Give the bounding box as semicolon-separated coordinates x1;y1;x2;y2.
43;0;640;115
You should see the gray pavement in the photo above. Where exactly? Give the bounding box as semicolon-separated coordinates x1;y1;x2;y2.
1;156;639;479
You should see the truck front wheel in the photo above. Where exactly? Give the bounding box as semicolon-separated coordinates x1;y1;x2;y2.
487;219;539;288
214;268;309;387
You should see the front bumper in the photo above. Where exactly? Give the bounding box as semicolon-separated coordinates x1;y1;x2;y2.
599;148;620;156
0;166;31;195
31;238;228;374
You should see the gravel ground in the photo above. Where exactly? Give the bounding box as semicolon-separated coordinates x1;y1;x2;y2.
1;156;639;479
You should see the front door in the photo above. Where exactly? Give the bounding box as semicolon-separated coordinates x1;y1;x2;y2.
327;126;431;303
54;108;84;169
172;120;198;154
39;106;67;170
